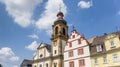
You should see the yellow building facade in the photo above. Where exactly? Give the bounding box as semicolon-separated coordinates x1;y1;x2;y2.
90;31;120;67
104;33;120;67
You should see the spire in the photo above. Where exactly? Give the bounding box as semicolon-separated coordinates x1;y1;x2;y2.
57;4;64;19
59;3;62;12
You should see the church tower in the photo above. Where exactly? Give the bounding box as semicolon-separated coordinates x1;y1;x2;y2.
51;11;68;67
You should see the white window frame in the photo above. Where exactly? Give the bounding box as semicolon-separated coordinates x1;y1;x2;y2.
110;40;115;48
40;64;42;67
103;55;107;64
113;54;119;63
94;58;98;65
96;45;102;52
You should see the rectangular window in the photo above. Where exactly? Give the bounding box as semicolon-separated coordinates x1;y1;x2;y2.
110;40;115;48
96;45;102;52
54;50;57;54
78;39;81;44
68;51;73;57
40;64;42;67
69;61;74;67
69;42;72;47
113;54;119;63
79;59;85;66
78;48;83;55
94;58;98;65
54;63;57;67
46;63;48;67
103;55;107;64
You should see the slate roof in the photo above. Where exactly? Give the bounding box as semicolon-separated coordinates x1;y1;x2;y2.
37;42;51;52
21;59;32;66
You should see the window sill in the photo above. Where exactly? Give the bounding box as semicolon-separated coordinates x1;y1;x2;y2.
94;64;98;66
110;46;116;48
103;62;108;64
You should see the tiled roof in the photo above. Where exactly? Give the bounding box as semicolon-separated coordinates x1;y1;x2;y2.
90;31;120;56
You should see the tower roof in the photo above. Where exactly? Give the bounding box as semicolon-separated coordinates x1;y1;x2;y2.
57;11;64;19
54;11;67;25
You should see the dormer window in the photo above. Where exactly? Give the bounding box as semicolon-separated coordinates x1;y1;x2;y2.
110;40;115;48
96;45;102;52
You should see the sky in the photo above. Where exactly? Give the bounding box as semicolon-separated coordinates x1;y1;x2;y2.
0;0;120;67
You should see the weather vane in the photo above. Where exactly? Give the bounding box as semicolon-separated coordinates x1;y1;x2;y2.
72;24;75;30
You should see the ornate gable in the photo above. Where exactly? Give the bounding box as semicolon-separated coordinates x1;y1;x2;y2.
64;29;88;51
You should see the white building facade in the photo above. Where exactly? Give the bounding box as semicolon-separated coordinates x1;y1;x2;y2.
32;11;68;67
64;30;91;67
32;43;51;67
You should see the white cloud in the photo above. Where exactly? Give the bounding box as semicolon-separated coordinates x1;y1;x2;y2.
0;0;67;35
0;0;42;27
28;34;39;39
10;56;19;62
0;47;19;63
35;0;67;33
26;41;39;51
13;65;18;67
78;0;92;9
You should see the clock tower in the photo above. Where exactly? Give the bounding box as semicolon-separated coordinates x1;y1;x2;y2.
51;11;68;67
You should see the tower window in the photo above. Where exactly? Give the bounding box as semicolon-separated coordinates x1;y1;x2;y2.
110;40;115;48
63;28;66;35
55;27;58;35
54;50;57;54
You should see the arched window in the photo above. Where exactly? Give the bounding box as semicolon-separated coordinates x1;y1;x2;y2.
63;28;65;35
55;27;58;35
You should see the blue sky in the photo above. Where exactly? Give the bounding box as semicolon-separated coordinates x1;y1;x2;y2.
0;0;120;67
